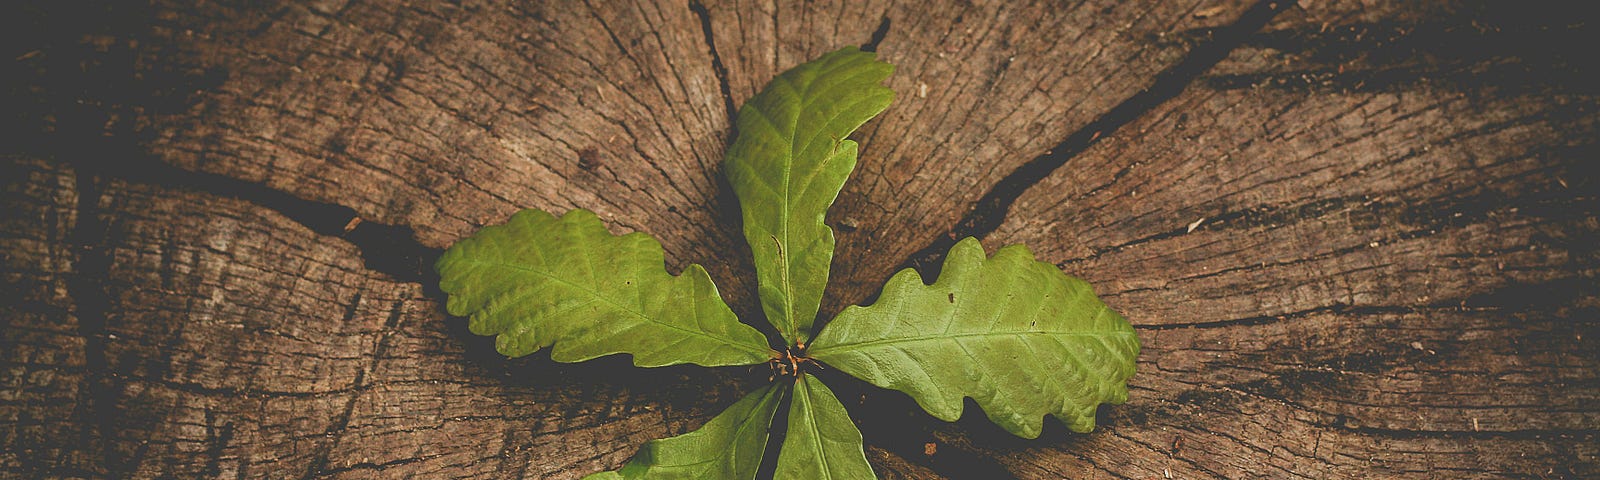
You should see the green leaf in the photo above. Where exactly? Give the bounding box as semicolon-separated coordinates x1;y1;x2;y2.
808;238;1140;438
776;375;876;480
724;46;895;344
436;208;774;367
586;385;784;480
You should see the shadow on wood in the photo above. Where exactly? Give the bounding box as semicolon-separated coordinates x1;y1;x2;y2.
3;0;1596;478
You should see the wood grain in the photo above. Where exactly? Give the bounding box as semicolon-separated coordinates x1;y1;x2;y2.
4;0;1595;478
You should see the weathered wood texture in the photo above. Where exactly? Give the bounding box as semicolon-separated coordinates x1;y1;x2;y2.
3;0;1596;478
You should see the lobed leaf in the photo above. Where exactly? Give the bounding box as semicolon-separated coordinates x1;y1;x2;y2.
585;385;784;480
436;208;774;367
809;237;1140;438
776;374;875;480
724;46;895;344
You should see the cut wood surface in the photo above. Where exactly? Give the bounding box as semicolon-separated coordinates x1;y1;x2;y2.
3;0;1595;478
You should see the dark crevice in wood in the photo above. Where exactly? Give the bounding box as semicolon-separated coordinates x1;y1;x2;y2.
493;428;530;479
898;0;1292;278
6;2;1596;478
687;1;765;331
53;147;441;289
811;370;1019;479
897;435;1018;480
689;0;739;125
202;409;236;478
861;15;891;52
15;0;407;277
1072;167;1600;269
303;299;407;480
1204;4;1600;94
754;380;795;480
64;167;120;478
14;14;165;476
1135;303;1416;331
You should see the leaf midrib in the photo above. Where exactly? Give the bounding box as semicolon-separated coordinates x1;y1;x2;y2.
800;379;835;479
461;258;770;358
671;387;780;473
810;330;1136;355
762;54;883;343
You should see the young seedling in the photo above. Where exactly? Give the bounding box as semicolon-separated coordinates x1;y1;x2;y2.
436;46;1139;479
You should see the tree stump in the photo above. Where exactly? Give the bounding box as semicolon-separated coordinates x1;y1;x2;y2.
4;0;1595;478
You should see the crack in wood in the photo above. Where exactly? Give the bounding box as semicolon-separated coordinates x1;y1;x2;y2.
202;409;237;477
898;0;1293;278
64;167;122;478
301;299;407;479
861;15;891;52
7;1;1598;478
689;0;739;126
24;169;195;476
52;147;441;289
1135;303;1416;331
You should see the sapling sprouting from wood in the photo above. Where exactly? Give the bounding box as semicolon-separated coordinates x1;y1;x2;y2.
435;46;1139;480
